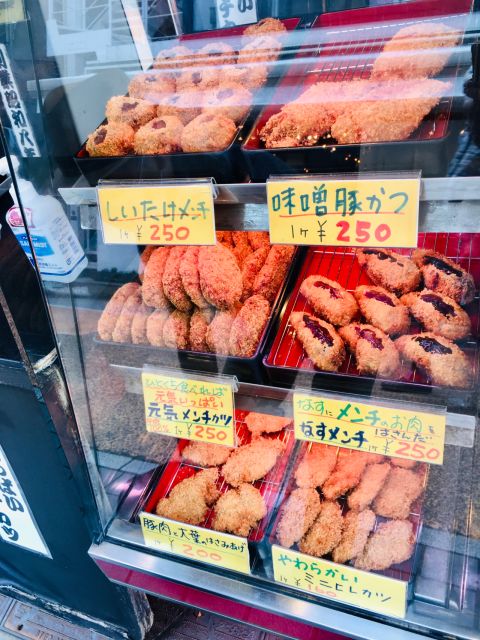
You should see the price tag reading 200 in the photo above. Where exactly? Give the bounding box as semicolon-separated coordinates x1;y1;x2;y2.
267;177;420;248
97;183;216;245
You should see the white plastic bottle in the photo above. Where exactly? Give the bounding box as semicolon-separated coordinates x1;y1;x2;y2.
0;157;88;283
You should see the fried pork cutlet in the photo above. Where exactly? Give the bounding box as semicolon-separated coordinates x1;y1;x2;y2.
412;249;475;305
347;463;391;511
290;312;345;372
373;467;424;520
244;412;291;437
212;484;266;536
322;450;384;500
181;441;232;467
294;444;338;489
155;468;220;525
221;437;285;487
354;285;410;336
354;520;415;571
339;323;401;378
357;248;421;296
400;290;471;341
276;487;321;549
298;501;343;557
300;275;359;327
333;508;376;564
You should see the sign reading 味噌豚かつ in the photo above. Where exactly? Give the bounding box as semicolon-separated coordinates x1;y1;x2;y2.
267;177;420;247
97;183;216;245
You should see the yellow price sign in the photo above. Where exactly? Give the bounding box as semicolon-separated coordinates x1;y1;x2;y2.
272;545;407;618
140;513;250;574
142;371;235;446
293;394;445;465
97;183;216;245
267;177;420;247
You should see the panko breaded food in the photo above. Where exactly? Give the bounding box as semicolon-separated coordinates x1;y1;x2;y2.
355;285;410;336
347;463;391;512
412;249;475;305
198;245;243;309
300;275;359;327
181;441;232;467
153;44;193;72
146;309;170;347
112;289;143;342
86;122;134;157
131;302;153;345
179;247;209;309
203;83;252;124
133;116;184;155
156;91;202;125
392;458;417;469
298;501;343;558
212;484;266;537
357;248;421;296
241;246;269;301
221;437;285;487
332;508;376;564
162;247;192;312
216;231;234;248
231;231;253;266
395;332;471;388
138;246;155;282
244;412;291;437
354;520;415;571
195;42;237;67
339;323;401;378
205;308;239;355
247;231;270;251
373;467;424;520
156;468;220;526
189;307;214;352
181;113;237;153
276;487;321;549
238;35;281;64
294;443;338;489
229;295;270;357
98;282;139;341
371;22;460;81
142;247;171;309
400;290;471;341
253;245;295;302
163;310;190;350
322;450;383;500
228;63;268;91
243;17;287;39
290;312;345;372
128;72;175;102
106;96;156;129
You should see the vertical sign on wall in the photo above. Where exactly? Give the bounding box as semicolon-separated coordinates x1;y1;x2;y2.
215;0;257;28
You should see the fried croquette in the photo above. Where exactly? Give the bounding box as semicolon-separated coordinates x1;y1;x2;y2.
332;508;376;564
253;245;295;302
347;463;391;512
357;248;421;296
395;332;471;387
198;245;243;309
354;520;414;570
163;309;190;350
373;467;424;519
162;247;192;312
138;246;155;281
98;282;139;341
146;309;170;347
241;246;269;300
247;231;270;251
229;295;270;357
339;323;401;378
244;412;291;437
131;302;153;344
212;484;266;537
181;441;232;467
179;247;210;309
294;444;338;489
142;247;171;309
277;488;321;549
221;437;285;487
155;468;220;525
205;308;239;355
412;249;475;305
189;307;214;352
322;450;383;500
298;501;343;557
400;290;471;340
300;275;359;327
355;285;410;336
290;312;345;371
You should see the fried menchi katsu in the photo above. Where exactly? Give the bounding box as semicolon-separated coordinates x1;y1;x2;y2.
163;309;190;350
221;437;285;487
112;289;143;343
298;501;343;557
212;484;266;537
290;312;345;371
294;443;338;489
205;308;239;355
138;246;155;282
244;412;291;437
131;302;153;345
412;249;475;305
142;247;171;309
155;468;220;526
395;332;471;388
179;247;210;309
146;309;170;347
400;290;471;341
253;245;295;302
354;285;410;336
163;247;193;312
347;462;391;512
322;450;383;500
276;487;321;549
357;248;421;295
339;323;401;378
198;245;243;309
354;519;415;571
373;467;424;520
300;275;359;327
332;508;376;564
181;441;232;467
229;295;270;357
98;282;139;341
189;307;214;352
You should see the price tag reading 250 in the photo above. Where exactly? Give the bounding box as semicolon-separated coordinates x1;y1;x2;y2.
97;183;216;245
267;176;420;248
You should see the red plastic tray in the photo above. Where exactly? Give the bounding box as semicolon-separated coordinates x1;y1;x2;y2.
265;233;480;391
143;410;295;543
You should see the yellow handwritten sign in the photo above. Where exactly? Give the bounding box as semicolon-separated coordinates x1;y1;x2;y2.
293;394;445;465
140;513;250;574
267;177;420;247
142;372;235;446
272;545;407;618
97;183;216;245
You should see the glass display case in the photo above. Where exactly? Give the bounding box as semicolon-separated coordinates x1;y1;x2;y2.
2;0;480;638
